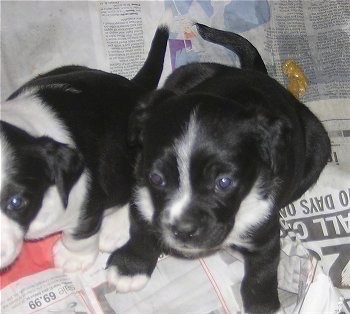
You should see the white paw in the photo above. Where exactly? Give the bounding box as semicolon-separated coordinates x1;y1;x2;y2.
107;266;150;293
99;205;130;253
53;239;98;272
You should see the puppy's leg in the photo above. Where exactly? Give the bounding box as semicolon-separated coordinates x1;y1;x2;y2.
240;237;282;314
53;233;100;272
106;237;160;293
99;204;130;253
106;219;161;293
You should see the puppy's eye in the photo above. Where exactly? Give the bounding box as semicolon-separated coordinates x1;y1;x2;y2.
216;177;233;191
7;195;27;211
149;172;166;187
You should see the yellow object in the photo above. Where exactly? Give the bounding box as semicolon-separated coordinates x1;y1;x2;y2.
282;59;309;99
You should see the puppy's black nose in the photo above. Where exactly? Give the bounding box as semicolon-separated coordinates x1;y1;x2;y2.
170;221;199;242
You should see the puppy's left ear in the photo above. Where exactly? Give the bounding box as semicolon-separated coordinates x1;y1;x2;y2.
37;137;85;208
255;112;291;174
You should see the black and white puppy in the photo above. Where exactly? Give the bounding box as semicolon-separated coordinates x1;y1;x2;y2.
0;19;170;272
106;24;331;313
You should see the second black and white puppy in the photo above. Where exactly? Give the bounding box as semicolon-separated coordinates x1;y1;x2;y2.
0;18;170;272
106;24;331;313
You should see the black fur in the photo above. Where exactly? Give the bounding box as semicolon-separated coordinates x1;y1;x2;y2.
107;23;330;313
0;24;169;270
1;121;83;229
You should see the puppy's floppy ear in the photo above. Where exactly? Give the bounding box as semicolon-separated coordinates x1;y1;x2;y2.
35;137;85;208
128;89;175;146
1;122;84;208
255;111;291;174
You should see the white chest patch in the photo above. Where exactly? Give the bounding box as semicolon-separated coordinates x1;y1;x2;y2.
25;171;89;239
164;112;198;223
99;203;131;252
224;183;272;249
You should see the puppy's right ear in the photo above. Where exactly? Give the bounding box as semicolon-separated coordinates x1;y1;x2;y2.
128;89;175;146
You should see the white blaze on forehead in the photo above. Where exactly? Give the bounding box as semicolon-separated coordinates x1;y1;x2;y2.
166;112;198;222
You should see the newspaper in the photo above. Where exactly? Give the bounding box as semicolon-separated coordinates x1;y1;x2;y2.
1;1;349;313
0;241;323;314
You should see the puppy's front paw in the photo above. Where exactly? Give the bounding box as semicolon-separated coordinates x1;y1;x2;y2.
107;267;149;293
106;243;158;293
53;239;98;272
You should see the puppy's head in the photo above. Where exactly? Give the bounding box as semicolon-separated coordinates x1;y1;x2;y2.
131;92;289;257
0;121;84;269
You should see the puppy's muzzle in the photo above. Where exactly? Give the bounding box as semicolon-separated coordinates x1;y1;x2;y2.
0;215;25;270
169;219;201;242
163;210;215;247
